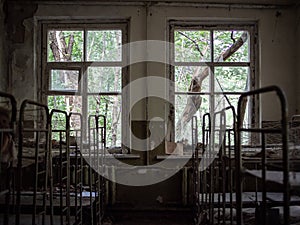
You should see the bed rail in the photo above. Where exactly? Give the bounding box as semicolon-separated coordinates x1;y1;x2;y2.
16;100;51;225
236;85;289;225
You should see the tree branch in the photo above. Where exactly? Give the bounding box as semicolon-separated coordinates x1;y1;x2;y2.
178;31;204;57
176;31;249;138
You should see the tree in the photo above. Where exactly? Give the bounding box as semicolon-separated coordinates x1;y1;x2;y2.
175;31;249;138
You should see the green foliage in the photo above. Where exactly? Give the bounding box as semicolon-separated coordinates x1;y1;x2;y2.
47;28;250;146
214;31;249;62
88;95;121;146
48;30;83;62
175;30;211;62
174;29;250;142
50;70;79;91
88;67;121;93
87;30;122;61
47;29;122;147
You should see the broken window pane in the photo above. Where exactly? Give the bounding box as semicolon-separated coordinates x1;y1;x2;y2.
86;30;122;61
214;30;249;62
50;69;79;91
174;30;211;62
48;30;83;62
87;67;121;93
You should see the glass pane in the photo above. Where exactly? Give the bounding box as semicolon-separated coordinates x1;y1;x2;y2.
87;67;121;93
87;30;122;61
88;95;121;147
214;30;249;62
175;66;210;92
50;69;79;91
214;67;249;92
48;30;83;62
175;94;209;143
48;95;82;113
174;30;211;62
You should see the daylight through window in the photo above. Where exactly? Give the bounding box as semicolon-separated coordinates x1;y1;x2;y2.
43;23;128;147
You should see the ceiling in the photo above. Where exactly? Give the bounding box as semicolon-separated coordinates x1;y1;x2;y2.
5;0;299;7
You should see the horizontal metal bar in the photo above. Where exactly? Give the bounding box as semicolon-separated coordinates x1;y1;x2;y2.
22;129;49;132
0;190;9;196
46;61;123;67
175;91;245;95
37;170;46;175
173;61;250;67
88;92;121;95
239;128;282;133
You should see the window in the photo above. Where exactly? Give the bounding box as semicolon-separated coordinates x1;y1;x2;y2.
169;21;257;144
42;22;128;147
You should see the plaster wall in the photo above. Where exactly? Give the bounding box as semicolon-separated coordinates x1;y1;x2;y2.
145;5;297;121
297;6;300;113
0;0;7;92
6;3;298;119
4;1;299;208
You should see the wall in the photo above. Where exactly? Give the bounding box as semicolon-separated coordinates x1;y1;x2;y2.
4;1;298;208
0;0;7;92
297;5;300;112
5;2;298;117
145;5;298;121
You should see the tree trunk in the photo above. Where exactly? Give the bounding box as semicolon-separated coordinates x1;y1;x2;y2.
49;31;74;61
175;32;248;138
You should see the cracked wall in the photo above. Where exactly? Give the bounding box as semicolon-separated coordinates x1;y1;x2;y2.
5;3;38;103
0;0;7;92
297;5;300;112
4;2;299;116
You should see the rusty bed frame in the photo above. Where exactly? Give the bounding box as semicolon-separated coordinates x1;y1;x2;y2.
193;86;300;225
0;92;107;225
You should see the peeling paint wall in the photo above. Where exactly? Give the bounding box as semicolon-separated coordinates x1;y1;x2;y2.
0;0;7;92
5;3;38;103
144;5;298;121
297;5;300;113
4;2;298;116
3;1;299;208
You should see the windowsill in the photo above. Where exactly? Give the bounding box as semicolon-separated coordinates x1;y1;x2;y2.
106;153;140;159
156;154;193;160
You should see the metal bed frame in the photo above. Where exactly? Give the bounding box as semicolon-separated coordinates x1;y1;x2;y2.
192;115;199;225
16;100;51;225
50;109;70;225
0;92;17;225
236;86;290;225
69;112;83;225
194;106;237;225
87;115;106;225
0;92;109;225
197;112;211;225
193;86;300;225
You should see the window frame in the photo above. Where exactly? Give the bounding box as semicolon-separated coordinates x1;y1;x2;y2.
39;20;129;146
168;20;259;142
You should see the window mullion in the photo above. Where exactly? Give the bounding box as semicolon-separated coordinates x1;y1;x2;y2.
84;28;87;62
209;30;215;114
82;64;88;142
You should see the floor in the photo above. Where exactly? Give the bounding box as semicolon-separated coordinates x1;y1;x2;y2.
1;206;194;225
105;210;194;225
